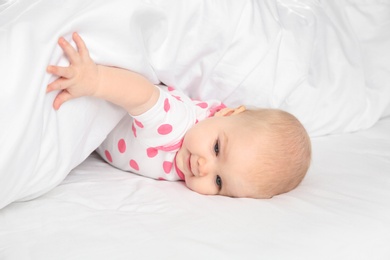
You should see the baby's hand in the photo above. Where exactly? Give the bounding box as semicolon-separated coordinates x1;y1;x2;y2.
46;32;99;110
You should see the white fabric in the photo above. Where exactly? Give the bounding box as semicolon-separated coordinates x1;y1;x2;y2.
1;116;389;259
0;0;389;208
95;86;223;181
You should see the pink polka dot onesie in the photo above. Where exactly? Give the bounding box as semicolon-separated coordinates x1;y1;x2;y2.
96;85;225;181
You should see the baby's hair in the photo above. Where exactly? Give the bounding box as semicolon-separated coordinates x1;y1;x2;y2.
236;109;311;199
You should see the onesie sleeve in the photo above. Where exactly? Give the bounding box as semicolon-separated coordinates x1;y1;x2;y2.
130;86;196;150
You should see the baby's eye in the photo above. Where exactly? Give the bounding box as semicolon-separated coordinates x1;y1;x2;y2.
214;140;220;156
216;175;222;189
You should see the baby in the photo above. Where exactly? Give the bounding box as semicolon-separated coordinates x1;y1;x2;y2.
46;33;311;199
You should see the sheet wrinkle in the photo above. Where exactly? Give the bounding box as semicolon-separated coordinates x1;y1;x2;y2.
206;1;253;93
0;0;38;26
0;0;16;13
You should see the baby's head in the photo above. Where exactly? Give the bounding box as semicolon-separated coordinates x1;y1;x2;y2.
233;108;312;198
175;106;311;199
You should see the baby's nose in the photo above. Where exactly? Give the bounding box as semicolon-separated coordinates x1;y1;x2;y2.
197;157;209;177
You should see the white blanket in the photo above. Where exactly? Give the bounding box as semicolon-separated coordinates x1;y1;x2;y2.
1;0;389;207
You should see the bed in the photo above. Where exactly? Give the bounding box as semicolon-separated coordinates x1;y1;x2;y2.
1;0;390;259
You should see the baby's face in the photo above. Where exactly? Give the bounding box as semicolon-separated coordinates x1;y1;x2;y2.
175;115;262;198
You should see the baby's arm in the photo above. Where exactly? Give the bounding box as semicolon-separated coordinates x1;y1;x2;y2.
46;32;159;115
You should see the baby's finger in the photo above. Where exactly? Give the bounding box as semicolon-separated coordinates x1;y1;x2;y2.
58;37;80;64
72;32;90;59
53;90;73;110
47;65;74;79
46;78;72;93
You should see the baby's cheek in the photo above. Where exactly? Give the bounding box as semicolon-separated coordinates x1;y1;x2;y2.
185;178;215;195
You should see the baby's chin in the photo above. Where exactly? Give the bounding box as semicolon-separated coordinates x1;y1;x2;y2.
174;152;186;181
176;166;186;181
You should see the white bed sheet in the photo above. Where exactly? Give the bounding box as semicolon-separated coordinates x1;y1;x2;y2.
1;116;389;259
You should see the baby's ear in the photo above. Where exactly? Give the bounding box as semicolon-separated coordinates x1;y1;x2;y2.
214;105;246;117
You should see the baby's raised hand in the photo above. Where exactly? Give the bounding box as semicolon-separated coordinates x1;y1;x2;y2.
46;32;99;110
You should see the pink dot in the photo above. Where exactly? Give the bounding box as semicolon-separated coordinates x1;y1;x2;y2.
118;139;126;153
134;119;144;128
167;86;175;91
147;147;158;158
129;159;139;171
105;150;112;163
132;124;137;137
164;98;170;112
163;161;173;173
158;177;166;181
196;102;208;109
157;124;173;135
173;95;182;101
